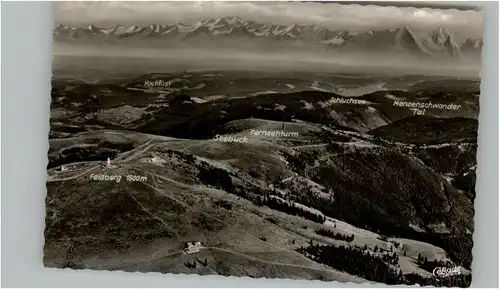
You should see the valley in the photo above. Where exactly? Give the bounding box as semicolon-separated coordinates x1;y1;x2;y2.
45;68;478;287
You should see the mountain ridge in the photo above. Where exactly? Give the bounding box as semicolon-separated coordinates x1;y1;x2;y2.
54;17;483;59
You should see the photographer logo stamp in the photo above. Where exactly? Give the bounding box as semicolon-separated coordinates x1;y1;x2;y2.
432;266;462;277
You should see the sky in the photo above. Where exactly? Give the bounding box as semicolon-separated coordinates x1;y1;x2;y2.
55;1;484;38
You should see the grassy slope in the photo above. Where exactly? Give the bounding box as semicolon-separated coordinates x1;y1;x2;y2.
44;147;369;283
45;118;477;283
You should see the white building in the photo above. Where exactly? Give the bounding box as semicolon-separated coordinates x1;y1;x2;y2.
150;156;159;163
104;157;118;169
147;155;166;165
184;241;202;254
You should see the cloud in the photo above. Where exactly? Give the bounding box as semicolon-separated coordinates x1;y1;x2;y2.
411;9;452;21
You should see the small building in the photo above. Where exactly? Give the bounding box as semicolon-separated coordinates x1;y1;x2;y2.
184;241;202;254
149;156;160;163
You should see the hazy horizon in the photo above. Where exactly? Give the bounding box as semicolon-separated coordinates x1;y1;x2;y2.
53;43;481;79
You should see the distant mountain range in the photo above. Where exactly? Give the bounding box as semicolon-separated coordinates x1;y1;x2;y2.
54;16;483;59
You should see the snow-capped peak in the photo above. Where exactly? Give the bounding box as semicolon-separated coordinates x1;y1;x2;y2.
224;16;244;25
87;24;100;33
432;27;452;44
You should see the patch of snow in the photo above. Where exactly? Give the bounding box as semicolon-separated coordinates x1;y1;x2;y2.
274;104;286;111
310;80;331;92
284;84;295;89
196;155;235;173
176;23;195;33
301;101;314;110
464;164;478;176
225;16;243;25
319;36;345;45
272;25;287;36
385;94;400;100
442;173;454;183
409;224;425;233
249;90;277;96
427;222;451;234
310;86;330;92
423;143;453;149
191;97;206;103
161;26;177;35
347;141;378;149
114;25;141;36
228;96;248;100
205;95;226;101
254;31;270;37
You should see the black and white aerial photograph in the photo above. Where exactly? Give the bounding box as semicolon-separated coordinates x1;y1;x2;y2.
45;1;483;287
